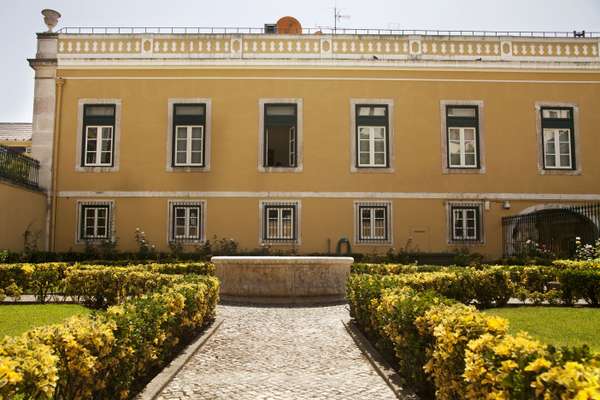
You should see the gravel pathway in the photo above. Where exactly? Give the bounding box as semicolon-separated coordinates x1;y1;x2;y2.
157;304;397;399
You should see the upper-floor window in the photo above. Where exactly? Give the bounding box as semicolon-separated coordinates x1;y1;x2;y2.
82;105;115;167
355;105;389;168
446;106;479;169
541;107;575;170
173;104;206;167
263;104;297;168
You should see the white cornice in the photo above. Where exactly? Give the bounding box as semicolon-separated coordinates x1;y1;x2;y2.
57;191;600;201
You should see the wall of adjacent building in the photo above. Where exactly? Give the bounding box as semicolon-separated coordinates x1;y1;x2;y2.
50;66;600;257
0;180;46;252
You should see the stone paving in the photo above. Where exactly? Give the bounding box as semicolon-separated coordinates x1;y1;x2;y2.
157;304;397;399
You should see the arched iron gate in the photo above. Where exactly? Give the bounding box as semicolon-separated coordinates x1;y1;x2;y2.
502;203;600;257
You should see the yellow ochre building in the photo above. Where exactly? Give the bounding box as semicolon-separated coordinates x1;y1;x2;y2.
23;12;600;258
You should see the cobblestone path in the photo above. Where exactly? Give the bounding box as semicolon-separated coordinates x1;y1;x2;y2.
157;305;397;399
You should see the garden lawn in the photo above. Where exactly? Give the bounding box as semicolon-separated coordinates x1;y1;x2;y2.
0;304;91;338
484;306;600;352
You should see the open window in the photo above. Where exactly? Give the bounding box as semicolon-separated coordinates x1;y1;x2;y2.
263;104;297;168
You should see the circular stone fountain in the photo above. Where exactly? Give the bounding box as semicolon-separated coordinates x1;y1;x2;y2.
211;256;354;304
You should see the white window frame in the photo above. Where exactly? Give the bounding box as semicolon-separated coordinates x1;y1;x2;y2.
446;201;484;244
354;201;392;245
173;125;205;167
357;126;388;168
447;127;478;168
543;128;572;169
166;99;211;172
168;200;206;244
259;200;300;245
75;99;121;172
535;102;581;176
350;99;394;173
76;200;115;244
258;99;303;173
440;100;485;174
83;125;114;167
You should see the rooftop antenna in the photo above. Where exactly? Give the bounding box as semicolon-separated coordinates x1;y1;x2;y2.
333;2;350;34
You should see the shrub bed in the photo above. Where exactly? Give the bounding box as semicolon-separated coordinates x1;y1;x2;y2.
351;262;600;307
0;266;219;399
0;262;214;305
347;263;600;399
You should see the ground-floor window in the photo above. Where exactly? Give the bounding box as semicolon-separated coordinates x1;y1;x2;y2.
355;201;392;244
448;202;483;243
78;201;113;242
261;201;299;244
169;201;205;243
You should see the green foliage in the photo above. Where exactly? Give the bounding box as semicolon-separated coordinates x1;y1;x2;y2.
0;267;219;399
347;263;600;399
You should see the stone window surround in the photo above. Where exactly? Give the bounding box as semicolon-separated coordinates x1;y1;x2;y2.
166;98;212;172
535;101;581;176
75;99;122;172
353;200;393;246
349;98;395;173
258;98;303;173
258;200;301;245
440;100;486;174
75;199;115;244
166;199;207;244
445;200;485;245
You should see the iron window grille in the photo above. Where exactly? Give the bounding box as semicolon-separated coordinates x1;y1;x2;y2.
356;202;391;244
169;202;204;242
448;202;483;243
263;104;298;168
78;202;112;242
540;107;575;170
81;104;116;167
262;201;298;243
355;105;389;168
172;104;206;167
502;203;600;257
446;105;480;169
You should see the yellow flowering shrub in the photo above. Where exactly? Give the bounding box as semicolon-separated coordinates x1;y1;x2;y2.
535;361;600;399
415;303;509;400
0;337;58;399
0;269;219;400
464;332;548;399
347;264;600;399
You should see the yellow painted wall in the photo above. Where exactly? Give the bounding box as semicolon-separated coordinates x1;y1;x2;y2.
0;180;46;251
50;67;600;257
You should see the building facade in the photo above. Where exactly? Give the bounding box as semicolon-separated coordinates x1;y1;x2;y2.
0;123;32;154
28;17;600;258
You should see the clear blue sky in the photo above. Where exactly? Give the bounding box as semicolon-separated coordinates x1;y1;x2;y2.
2;0;599;122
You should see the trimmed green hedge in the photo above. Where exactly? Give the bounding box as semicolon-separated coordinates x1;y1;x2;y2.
0;262;214;306
347;265;600;399
0;268;219;399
